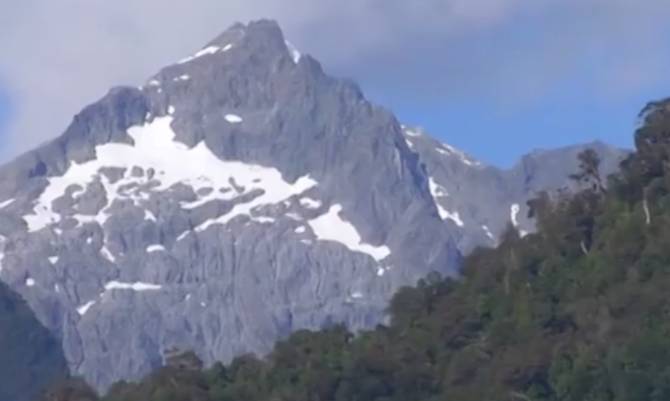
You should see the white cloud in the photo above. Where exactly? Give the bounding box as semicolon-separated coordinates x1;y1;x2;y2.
0;0;669;159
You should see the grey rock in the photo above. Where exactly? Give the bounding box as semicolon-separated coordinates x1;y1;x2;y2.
0;19;627;393
99;167;126;184
403;126;627;252
130;166;144;178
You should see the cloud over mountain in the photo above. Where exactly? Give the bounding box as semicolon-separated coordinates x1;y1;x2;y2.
1;0;669;158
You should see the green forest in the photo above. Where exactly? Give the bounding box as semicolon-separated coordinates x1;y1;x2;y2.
44;99;670;401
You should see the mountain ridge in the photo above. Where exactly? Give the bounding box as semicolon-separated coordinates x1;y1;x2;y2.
0;19;625;392
49;96;670;401
402;124;626;252
0;20;459;391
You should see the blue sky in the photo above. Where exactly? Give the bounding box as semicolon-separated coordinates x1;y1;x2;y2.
327;1;670;167
366;77;668;167
1;1;669;167
0;88;9;146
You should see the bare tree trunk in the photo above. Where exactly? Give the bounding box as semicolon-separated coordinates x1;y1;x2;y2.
643;196;651;225
510;391;532;401
580;240;589;255
504;269;510;296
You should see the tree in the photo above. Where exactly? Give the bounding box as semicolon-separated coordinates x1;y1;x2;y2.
40;378;98;401
570;148;605;193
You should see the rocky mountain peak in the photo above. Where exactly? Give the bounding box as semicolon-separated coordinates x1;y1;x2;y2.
0;19;627;394
0;20;458;391
206;19;289;59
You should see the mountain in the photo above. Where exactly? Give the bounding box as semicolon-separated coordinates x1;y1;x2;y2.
0;281;68;401
45;98;670;401
0;20;624;392
404;128;626;252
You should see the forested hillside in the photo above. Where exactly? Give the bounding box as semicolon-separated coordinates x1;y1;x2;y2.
0;281;68;401
44;98;670;401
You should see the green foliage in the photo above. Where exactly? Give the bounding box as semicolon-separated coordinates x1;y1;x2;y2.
48;99;670;401
41;379;98;401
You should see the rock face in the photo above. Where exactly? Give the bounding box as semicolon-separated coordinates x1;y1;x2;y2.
0;21;458;391
0;281;68;401
403;127;627;252
0;20;625;392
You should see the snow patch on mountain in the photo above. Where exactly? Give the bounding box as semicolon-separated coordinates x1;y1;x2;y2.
402;126;481;168
482;225;494;240
104;281;162;291
193;172;316;231
444;211;464;227
429;177;448;198
0;198;14;209
307;204;390;262
77;301;96;316
178;45;225;64
438;143;481;167
285;41;301;63
144;210;157;222
428;177;464;227
510;203;529;237
23;116;317;234
146;244;165;253
77;281;163;316
510;203;522;227
225;114;243;123
299;198;321;209
252;216;275;224
101;246;116;263
405;129;421;137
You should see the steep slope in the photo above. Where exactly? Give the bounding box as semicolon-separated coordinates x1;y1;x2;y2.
49;98;670;401
0;19;628;393
0;20;459;391
0;281;68;401
403;126;626;252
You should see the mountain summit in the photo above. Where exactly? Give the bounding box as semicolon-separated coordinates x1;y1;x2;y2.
0;20;624;391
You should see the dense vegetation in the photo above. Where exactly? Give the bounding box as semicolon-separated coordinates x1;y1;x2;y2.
44;99;670;401
0;281;68;401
